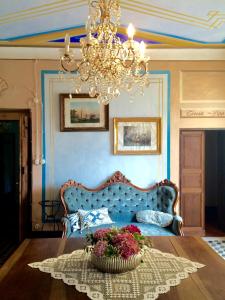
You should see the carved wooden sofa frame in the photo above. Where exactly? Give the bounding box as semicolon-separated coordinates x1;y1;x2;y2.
60;171;183;237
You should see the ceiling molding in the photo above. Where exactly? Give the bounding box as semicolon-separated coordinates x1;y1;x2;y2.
0;47;225;60
0;0;86;26
1;25;224;48
121;1;225;30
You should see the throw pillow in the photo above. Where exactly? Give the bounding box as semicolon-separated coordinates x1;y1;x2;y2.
136;210;173;227
67;212;80;232
78;207;114;230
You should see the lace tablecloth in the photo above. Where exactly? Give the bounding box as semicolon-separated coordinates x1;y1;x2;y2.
29;247;205;300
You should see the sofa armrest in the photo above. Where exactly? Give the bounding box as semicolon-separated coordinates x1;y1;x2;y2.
171;215;183;236
61;216;71;238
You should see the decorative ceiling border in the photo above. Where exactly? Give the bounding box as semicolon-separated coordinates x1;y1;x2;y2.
1;0;224;30
0;26;225;48
0;0;86;26
121;0;225;30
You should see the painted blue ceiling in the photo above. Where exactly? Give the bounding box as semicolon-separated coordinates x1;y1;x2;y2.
50;34;161;44
0;0;224;45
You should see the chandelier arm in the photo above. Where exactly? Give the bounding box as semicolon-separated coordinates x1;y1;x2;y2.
80;75;90;82
133;61;147;78
90;0;98;8
61;61;70;73
120;48;135;69
77;61;91;82
108;0;114;7
60;54;78;73
113;46;121;58
99;0;108;21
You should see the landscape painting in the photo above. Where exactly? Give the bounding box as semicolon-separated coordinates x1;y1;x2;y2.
70;101;100;124
123;125;151;147
60;94;109;131
114;117;161;155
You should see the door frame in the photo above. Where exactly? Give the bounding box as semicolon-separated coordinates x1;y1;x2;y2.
0;109;32;241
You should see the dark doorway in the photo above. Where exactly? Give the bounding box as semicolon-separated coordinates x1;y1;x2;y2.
205;130;225;235
0;111;31;266
0;121;20;241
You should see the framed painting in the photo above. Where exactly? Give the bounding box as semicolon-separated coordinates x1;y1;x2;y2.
60;94;109;131
114;117;161;155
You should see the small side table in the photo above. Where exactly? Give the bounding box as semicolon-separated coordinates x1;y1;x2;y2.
39;200;62;231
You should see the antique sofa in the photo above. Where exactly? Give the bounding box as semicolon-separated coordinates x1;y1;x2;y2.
60;171;183;237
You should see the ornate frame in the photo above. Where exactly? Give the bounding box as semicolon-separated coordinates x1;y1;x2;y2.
113;117;161;155
60;93;109;132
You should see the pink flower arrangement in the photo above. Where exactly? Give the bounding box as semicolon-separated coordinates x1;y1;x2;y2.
86;225;150;260
93;228;111;240
93;240;108;257
122;225;141;234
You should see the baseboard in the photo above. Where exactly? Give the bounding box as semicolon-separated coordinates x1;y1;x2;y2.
182;227;205;236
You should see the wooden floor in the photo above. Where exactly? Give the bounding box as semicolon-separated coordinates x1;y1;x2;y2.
205;208;225;237
0;232;62;267
205;221;225;237
0;239;19;267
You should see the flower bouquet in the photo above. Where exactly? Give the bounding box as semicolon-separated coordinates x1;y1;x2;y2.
86;225;151;273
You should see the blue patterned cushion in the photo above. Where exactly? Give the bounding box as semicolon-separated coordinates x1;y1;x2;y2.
67;212;80;232
136;210;173;227
78;207;114;230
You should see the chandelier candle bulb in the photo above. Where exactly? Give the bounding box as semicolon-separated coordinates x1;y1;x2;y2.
65;33;70;55
139;41;146;59
127;23;135;40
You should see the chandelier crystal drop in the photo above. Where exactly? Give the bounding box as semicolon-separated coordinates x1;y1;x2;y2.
60;0;150;104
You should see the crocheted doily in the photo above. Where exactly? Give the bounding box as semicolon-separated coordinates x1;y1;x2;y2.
29;247;205;300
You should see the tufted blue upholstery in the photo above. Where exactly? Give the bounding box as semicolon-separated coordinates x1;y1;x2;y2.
61;179;183;237
63;183;176;222
63;221;175;237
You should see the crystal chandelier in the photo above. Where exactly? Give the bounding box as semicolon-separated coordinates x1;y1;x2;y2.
60;0;150;104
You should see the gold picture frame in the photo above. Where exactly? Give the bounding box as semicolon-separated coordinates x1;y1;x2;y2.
60;93;109;132
114;117;161;155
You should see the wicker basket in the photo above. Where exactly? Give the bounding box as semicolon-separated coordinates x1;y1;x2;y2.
91;250;144;273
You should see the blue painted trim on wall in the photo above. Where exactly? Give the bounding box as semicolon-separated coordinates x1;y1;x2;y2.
167;72;171;180
41;69;171;221
41;70;60;223
149;70;170;180
41;71;46;223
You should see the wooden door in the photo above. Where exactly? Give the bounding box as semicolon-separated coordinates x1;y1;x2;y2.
0;111;31;242
180;130;205;236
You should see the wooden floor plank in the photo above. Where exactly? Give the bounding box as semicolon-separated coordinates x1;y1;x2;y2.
170;237;225;300
170;237;214;300
0;239;30;283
